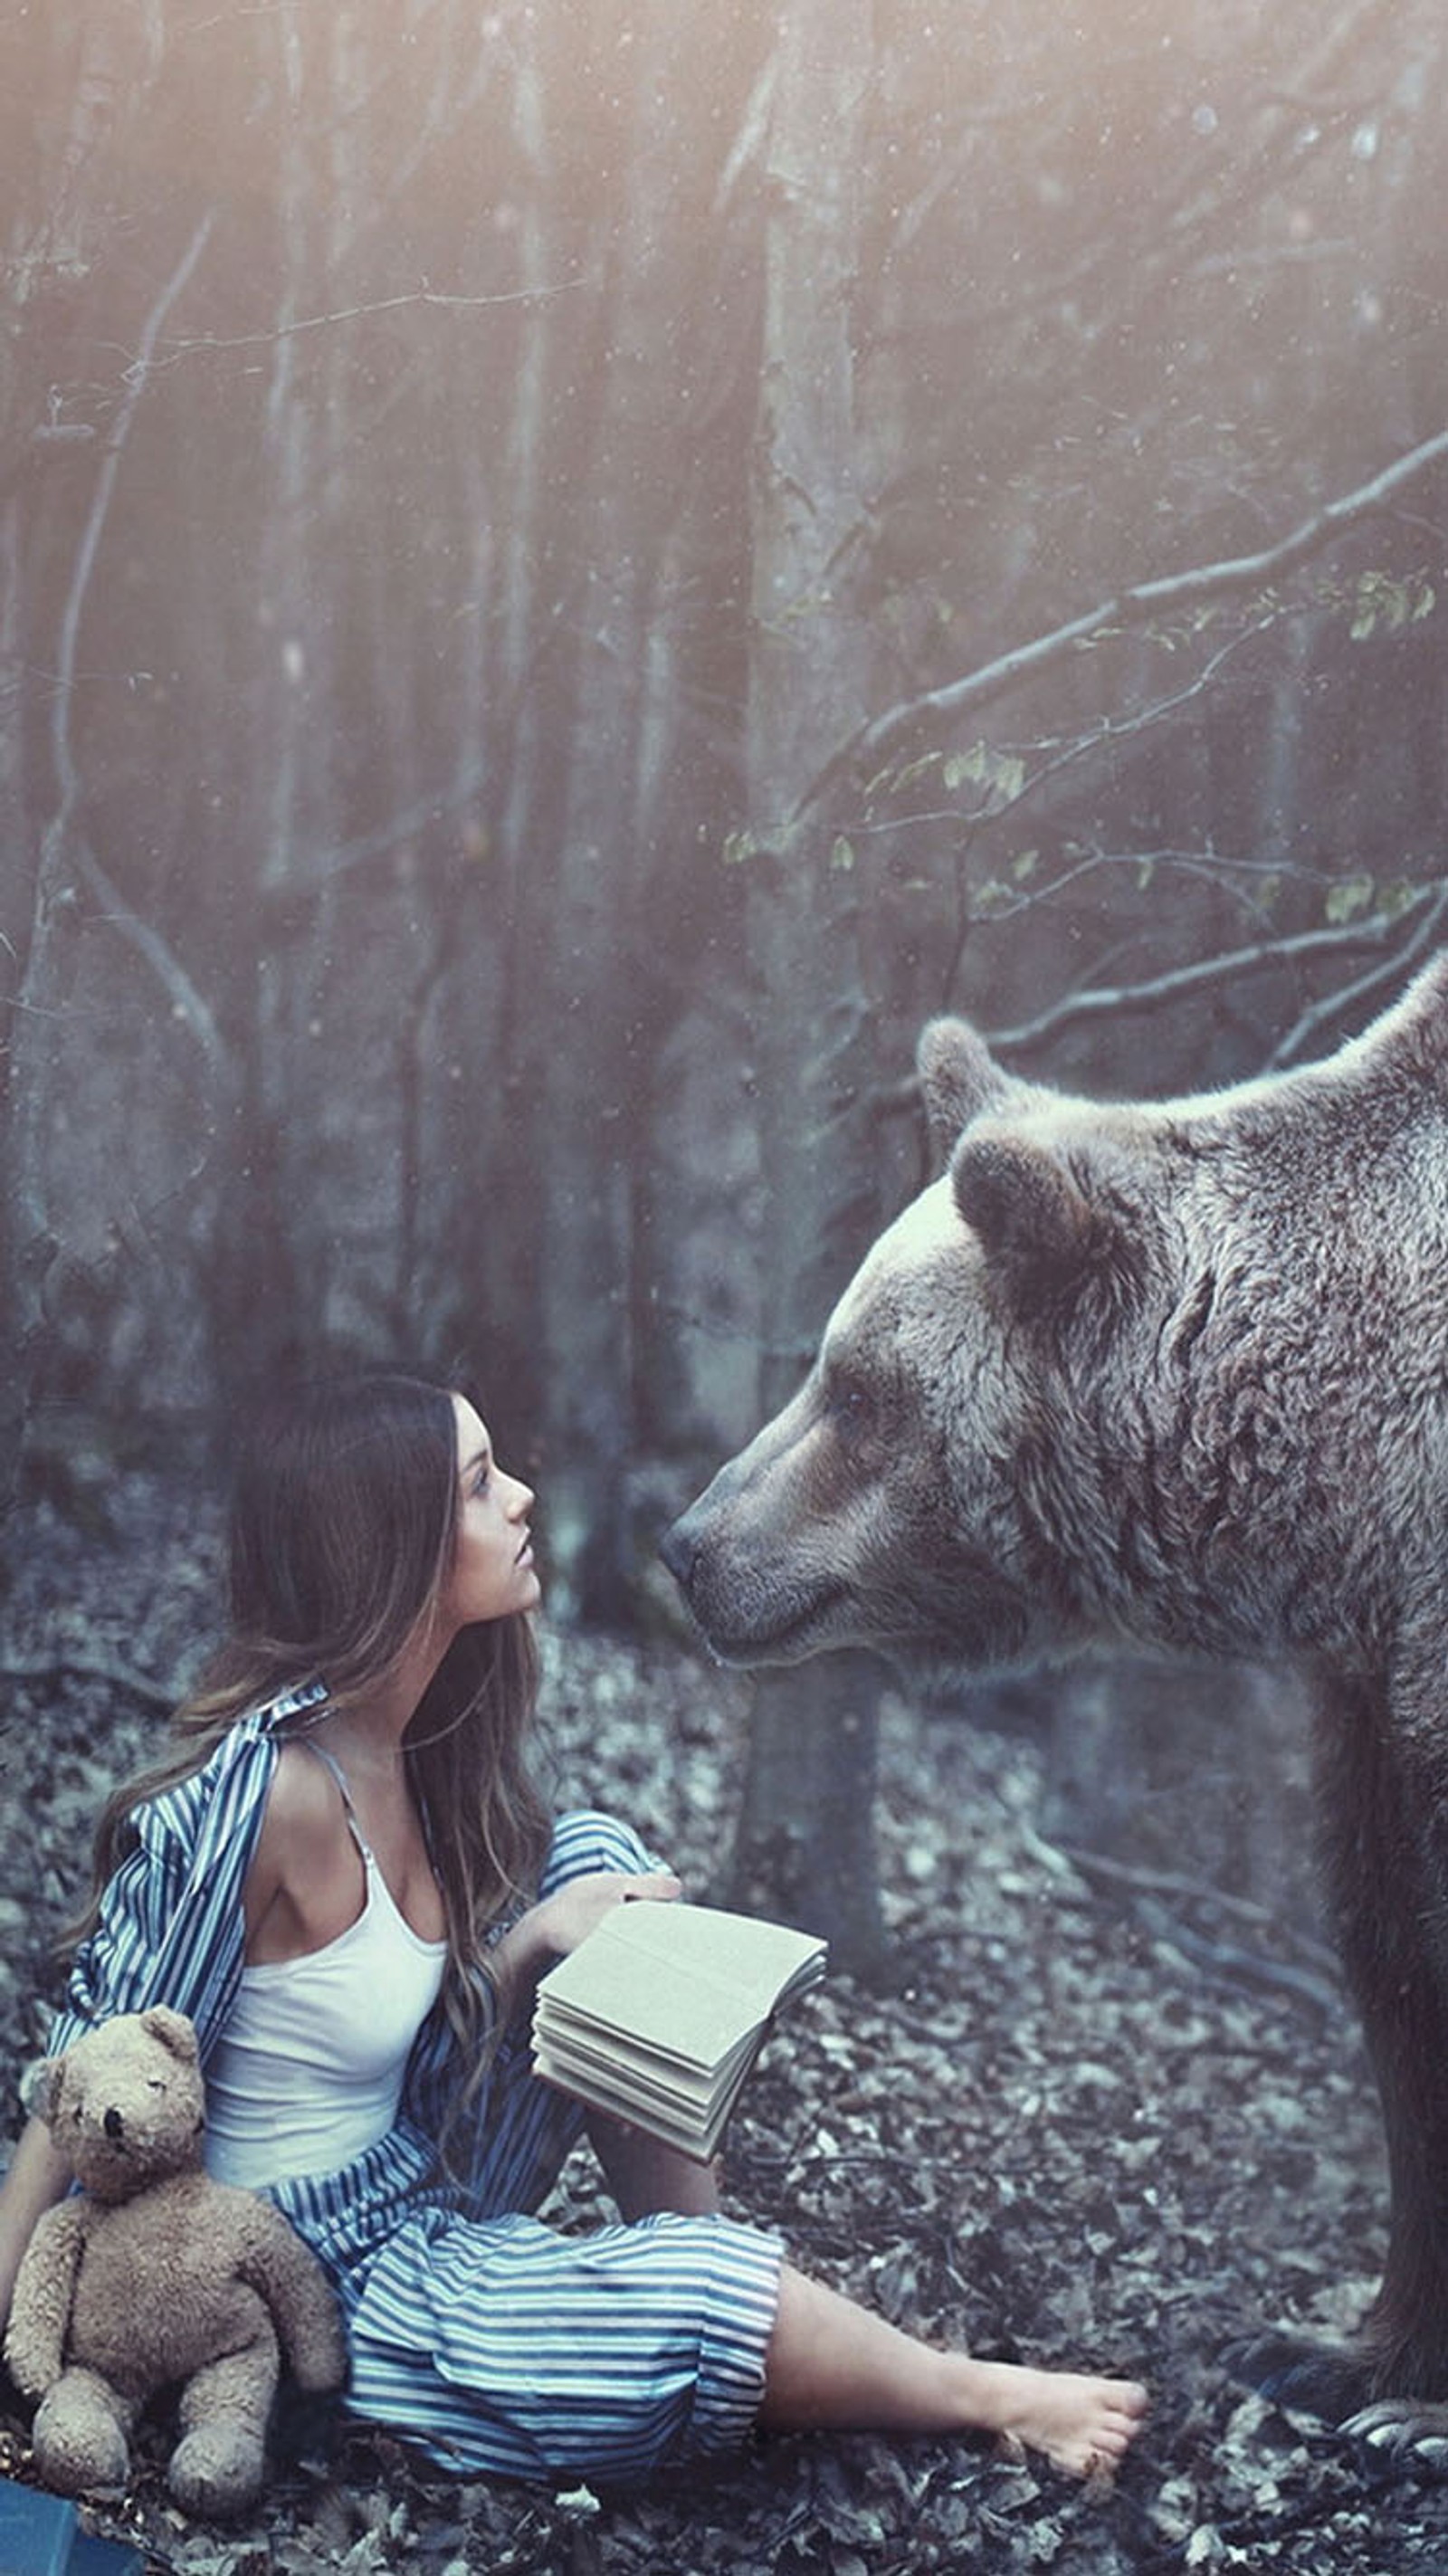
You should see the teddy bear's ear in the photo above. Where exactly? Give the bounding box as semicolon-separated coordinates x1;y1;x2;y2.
139;2006;200;2064
21;2056;67;2123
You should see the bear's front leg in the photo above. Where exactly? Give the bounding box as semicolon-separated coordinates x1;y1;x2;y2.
1342;2397;1448;2471
1246;1665;1448;2426
31;2363;137;2497
166;2323;279;2518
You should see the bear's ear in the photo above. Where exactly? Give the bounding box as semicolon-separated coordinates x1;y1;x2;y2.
138;2006;199;2064
917;1018;1009;1159
953;1129;1141;1317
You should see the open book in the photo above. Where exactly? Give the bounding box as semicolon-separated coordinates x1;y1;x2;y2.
530;1901;827;2160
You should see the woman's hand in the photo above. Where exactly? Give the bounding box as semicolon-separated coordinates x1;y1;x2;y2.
531;1867;681;1961
491;1869;681;1996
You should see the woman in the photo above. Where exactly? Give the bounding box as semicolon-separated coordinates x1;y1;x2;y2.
0;1372;1147;2485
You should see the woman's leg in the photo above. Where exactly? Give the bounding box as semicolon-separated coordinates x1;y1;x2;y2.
760;2265;1148;2479
588;2112;722;2220
586;2125;1147;2478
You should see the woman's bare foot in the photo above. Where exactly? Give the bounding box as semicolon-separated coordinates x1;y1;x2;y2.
970;2359;1149;2479
759;2264;1148;2474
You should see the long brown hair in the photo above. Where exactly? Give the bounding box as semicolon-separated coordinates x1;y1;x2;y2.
77;1371;552;2088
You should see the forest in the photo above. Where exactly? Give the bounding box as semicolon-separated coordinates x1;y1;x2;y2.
5;1;1448;2565
5;0;1448;1947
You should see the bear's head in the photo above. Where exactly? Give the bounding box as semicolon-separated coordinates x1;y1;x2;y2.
33;2008;208;2205
661;1013;1164;1672
662;952;1448;1676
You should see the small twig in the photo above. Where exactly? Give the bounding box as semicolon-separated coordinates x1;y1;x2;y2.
1026;1828;1345;2018
52;213;216;817
125;275;591;380
1131;1898;1344;2020
796;425;1448;819
983;894;1442;1055
1029;1828;1338;1972
1268;885;1448;1065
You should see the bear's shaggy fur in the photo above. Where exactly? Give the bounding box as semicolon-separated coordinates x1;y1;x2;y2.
664;950;1448;2441
5;2007;347;2516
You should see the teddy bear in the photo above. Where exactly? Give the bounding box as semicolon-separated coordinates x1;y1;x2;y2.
4;2006;348;2518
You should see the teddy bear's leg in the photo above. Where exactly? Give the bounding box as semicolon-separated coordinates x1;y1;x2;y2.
167;2327;280;2520
31;2364;138;2497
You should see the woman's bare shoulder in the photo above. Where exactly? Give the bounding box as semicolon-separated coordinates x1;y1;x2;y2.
259;1740;345;1856
243;1740;357;1950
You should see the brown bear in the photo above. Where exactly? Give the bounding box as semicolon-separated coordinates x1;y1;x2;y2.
662;947;1448;2451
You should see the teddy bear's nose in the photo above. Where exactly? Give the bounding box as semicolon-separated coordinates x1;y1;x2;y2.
103;2106;125;2141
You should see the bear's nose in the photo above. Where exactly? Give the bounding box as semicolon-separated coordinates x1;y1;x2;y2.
103;2105;125;2142
658;1518;697;1589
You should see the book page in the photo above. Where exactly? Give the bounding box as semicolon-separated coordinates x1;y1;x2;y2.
535;1903;825;2073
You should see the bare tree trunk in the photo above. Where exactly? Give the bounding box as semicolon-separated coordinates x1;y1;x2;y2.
206;5;346;1408
0;47;213;1511
526;0;706;1622
729;0;891;1971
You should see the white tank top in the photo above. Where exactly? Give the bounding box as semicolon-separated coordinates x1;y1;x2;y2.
204;1745;447;2189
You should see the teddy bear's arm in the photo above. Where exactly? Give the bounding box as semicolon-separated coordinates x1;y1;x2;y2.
238;2208;348;2394
3;2199;88;2398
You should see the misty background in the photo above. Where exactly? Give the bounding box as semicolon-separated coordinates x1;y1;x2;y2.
4;0;1445;1951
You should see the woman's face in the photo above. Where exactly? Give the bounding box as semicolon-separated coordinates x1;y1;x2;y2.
438;1395;542;1632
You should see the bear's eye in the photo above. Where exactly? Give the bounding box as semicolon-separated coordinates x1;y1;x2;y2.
826;1376;874;1437
147;2078;167;2094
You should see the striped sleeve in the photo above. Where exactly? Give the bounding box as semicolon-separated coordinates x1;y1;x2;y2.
46;1722;278;2068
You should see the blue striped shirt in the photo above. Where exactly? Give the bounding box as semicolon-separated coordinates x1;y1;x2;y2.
48;1689;782;2483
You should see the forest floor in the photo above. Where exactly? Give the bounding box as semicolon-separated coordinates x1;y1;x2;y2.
3;1479;1446;2575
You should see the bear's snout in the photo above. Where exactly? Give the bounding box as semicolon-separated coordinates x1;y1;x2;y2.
103;2106;125;2142
657;1517;697;1591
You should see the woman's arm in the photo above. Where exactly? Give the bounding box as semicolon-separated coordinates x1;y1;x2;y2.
0;2118;72;2341
488;1866;681;1999
486;1865;717;2222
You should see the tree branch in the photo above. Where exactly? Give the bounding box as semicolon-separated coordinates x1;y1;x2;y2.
46;211;234;1096
795;426;1448;821
129;276;590;381
1267;889;1448;1064
52;212;215;824
9;208;227;1273
263;759;489;909
985;889;1446;1057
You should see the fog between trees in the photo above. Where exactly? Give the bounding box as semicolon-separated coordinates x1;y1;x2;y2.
4;0;1447;1942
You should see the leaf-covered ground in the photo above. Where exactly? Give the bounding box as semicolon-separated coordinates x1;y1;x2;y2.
3;1480;1446;2574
